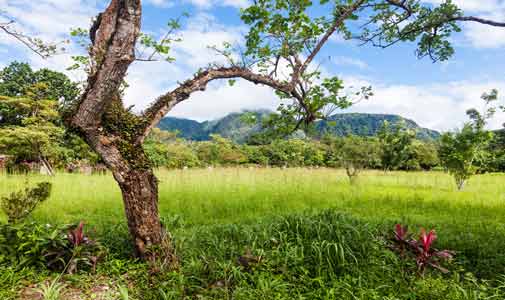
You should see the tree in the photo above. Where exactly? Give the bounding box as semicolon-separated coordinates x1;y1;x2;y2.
5;0;504;260
0;63;97;173
438;90;498;190
407;141;439;171
335;136;380;184
378;121;416;171
0;62;79;109
486;129;505;172
0;96;65;175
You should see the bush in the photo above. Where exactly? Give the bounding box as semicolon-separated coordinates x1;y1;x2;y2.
0;222;67;269
1;182;52;223
164;142;201;169
260;139;325;167
196;135;248;166
0;221;104;273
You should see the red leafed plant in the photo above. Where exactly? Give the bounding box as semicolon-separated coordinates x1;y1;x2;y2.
391;224;455;275
44;221;104;274
67;221;89;247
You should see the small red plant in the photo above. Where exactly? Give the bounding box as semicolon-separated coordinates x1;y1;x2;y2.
44;221;103;274
67;221;89;247
394;224;408;242
390;224;454;275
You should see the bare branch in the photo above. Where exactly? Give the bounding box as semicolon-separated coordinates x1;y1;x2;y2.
385;0;505;28
0;20;55;59
450;16;505;27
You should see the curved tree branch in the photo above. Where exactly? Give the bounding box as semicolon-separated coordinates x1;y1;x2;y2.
139;66;294;142
139;0;370;142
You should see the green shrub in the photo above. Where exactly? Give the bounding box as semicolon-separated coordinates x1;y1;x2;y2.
0;222;67;268
0;221;104;273
164;142;201;169
1;182;52;224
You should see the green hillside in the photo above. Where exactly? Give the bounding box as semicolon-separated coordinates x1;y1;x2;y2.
316;113;440;140
158;111;440;142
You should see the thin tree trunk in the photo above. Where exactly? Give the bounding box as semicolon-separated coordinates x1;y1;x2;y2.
39;154;54;176
456;178;466;191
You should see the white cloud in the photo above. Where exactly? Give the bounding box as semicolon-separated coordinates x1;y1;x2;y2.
462;11;505;49
332;56;368;70
169;80;278;121
346;79;505;131
1;0;98;41
145;0;173;7
146;0;249;9
186;0;249;9
171;13;245;68
123;61;186;110
424;0;504;13
123;12;248;112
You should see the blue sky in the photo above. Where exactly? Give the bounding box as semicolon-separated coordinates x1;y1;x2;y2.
0;0;504;131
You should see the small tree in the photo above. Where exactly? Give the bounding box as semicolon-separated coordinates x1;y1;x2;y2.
0;62;79;108
335;136;380;184
438;91;497;190
378;121;415;172
0;63;97;173
407;141;439;171
0;96;64;175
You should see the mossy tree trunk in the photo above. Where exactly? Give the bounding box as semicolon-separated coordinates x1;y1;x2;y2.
75;119;167;259
68;0;293;261
117;169;162;256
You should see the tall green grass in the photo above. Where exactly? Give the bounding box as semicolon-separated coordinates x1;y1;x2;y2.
1;168;505;299
1;168;504;227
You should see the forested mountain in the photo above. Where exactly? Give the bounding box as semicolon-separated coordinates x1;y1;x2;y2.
158;111;440;142
316;113;440;140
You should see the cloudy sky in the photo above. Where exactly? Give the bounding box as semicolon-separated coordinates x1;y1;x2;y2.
0;0;504;132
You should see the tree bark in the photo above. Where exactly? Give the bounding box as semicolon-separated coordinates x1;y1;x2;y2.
115;168;163;258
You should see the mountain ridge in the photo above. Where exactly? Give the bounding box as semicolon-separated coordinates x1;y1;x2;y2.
157;111;440;142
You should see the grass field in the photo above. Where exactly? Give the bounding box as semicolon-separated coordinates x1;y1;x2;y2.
1;168;505;299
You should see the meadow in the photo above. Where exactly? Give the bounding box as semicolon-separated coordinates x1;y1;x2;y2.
2;168;505;299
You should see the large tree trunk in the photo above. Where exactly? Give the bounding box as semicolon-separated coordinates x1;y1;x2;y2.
78;126;176;263
114;168;163;258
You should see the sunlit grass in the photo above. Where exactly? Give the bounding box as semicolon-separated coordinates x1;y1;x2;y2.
0;168;505;238
1;168;504;228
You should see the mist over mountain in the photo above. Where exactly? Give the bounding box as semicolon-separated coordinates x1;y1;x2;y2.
158;111;440;143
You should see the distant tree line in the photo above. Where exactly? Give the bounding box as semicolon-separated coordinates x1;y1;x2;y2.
143;128;442;172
